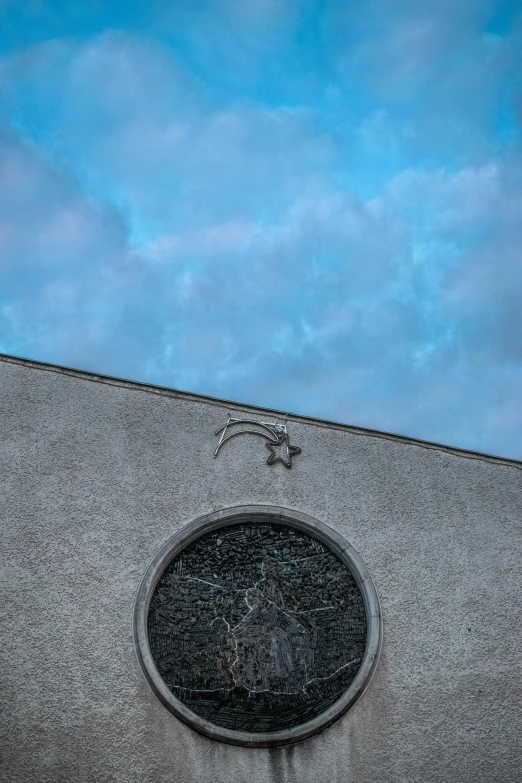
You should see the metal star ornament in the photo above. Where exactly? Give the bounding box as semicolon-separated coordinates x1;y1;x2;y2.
214;415;301;468
265;433;302;469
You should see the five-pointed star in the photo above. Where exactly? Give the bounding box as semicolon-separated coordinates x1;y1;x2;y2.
265;434;301;468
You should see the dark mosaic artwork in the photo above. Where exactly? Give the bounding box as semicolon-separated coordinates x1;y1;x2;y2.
148;522;367;734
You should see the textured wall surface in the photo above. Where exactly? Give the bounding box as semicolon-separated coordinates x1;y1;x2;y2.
1;355;521;783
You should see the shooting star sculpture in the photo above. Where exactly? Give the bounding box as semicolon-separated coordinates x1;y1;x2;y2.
214;415;301;469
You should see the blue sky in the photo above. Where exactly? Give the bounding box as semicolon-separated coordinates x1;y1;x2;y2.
0;1;521;459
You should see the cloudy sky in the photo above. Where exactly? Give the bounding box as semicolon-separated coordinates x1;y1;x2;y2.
0;1;521;459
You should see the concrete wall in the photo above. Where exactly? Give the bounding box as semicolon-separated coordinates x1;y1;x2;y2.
1;355;521;783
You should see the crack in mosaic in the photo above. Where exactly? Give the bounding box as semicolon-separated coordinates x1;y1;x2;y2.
148;522;367;733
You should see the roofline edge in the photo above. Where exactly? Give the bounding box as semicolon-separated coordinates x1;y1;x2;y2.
1;351;520;470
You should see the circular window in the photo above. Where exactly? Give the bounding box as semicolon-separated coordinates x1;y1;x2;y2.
134;506;381;747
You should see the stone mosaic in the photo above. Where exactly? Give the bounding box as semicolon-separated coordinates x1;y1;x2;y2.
148;522;367;734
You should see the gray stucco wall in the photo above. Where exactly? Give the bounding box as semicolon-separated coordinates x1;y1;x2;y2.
1;355;521;783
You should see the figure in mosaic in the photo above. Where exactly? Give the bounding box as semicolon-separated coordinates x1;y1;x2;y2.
231;588;311;693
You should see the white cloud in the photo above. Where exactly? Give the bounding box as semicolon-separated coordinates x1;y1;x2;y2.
0;128;127;269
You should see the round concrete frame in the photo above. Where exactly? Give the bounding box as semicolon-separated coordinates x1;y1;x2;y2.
133;505;382;748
